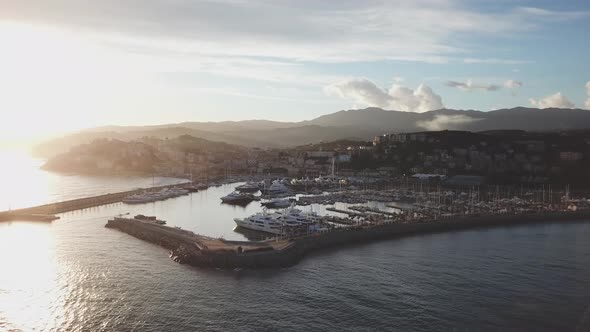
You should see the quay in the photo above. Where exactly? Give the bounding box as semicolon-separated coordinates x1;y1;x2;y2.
106;210;590;269
326;207;366;217
0;183;188;222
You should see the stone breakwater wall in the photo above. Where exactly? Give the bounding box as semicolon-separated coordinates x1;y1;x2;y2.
300;211;590;253
105;218;304;269
107;211;590;269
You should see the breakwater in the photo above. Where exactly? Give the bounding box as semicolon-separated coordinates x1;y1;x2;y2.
0;183;188;222
105;218;301;268
106;210;590;269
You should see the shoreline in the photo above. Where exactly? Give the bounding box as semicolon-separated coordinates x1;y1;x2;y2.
106;210;590;269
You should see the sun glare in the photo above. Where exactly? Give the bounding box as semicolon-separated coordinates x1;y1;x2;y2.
0;222;64;331
0;22;147;143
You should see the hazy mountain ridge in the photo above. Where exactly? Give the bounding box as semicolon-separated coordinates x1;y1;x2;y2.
33;107;590;157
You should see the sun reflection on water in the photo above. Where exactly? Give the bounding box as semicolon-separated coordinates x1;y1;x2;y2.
0;222;65;331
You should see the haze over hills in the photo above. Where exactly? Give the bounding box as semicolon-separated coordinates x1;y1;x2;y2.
33;107;590;157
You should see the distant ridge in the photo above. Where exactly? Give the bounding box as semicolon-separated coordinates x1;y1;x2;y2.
33;107;590;157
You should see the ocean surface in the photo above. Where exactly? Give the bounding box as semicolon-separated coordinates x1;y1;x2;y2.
1;152;590;331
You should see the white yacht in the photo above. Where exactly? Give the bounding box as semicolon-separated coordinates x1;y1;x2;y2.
234;206;320;234
234;212;285;234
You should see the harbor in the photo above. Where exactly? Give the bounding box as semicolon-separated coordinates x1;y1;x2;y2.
5;175;590;268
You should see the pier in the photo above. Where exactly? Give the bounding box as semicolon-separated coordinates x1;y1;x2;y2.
0;183;188;222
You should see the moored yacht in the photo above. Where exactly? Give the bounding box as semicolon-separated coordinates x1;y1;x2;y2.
234;206;320;234
235;182;261;193
261;198;294;208
221;191;255;204
233;213;284;234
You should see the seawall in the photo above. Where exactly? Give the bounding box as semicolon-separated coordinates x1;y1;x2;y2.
299;211;590;253
106;211;590;269
106;218;303;268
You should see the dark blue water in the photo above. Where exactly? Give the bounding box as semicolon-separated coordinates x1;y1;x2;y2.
2;212;590;331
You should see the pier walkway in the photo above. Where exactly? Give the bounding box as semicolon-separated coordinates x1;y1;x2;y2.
0;183;188;222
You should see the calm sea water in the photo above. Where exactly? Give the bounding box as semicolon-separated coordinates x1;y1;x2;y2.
1;152;590;331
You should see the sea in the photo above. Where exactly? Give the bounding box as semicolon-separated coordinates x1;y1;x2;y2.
1;151;590;331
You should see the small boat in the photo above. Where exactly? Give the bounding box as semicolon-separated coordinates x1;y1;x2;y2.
184;184;201;192
134;214;166;225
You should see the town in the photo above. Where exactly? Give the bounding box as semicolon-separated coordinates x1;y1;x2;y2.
43;129;590;188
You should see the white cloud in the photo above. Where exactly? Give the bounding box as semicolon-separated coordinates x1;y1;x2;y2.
445;80;501;91
393;76;405;83
1;1;587;64
504;79;523;95
515;7;589;21
585;81;590;110
463;58;530;65
325;78;443;113
529;92;576;109
416;115;481;131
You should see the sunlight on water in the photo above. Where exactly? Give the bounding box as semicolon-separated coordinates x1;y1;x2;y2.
0;150;51;210
0;222;65;331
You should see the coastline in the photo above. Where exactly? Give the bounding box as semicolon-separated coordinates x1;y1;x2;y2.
106;210;590;269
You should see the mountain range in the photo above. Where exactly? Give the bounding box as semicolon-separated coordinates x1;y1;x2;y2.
33;107;590;157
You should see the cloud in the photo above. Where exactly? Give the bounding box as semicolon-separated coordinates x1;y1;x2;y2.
1;1;587;64
445;80;501;91
325;78;443;112
504;80;523;95
515;7;589;21
416;115;481;131
463;58;530;65
586;81;590;110
504;80;523;89
529;92;576;109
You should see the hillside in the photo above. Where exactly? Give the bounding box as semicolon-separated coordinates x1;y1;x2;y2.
33;107;590;158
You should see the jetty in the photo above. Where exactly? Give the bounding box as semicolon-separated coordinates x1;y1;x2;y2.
106;210;590;269
0;183;188;222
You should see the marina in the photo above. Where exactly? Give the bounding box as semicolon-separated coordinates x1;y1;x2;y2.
3;171;590;267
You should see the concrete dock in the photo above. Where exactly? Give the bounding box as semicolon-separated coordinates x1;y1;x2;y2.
0;183;188;222
106;217;301;268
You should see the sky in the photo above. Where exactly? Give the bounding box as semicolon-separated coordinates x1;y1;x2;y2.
0;0;589;142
